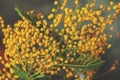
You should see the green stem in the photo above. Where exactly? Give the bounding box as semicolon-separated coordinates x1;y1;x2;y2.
56;64;89;68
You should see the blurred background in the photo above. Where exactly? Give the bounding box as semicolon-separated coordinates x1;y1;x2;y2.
0;0;120;80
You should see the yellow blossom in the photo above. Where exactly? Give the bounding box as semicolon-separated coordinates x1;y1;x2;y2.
0;0;120;80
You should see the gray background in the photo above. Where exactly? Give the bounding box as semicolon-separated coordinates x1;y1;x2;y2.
0;0;120;80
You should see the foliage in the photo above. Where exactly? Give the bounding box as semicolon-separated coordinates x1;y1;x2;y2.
0;0;120;80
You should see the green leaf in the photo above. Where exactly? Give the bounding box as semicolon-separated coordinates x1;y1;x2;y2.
31;70;42;77
33;74;45;80
15;5;30;21
57;53;104;71
15;5;38;26
15;6;25;18
28;63;34;76
13;64;31;80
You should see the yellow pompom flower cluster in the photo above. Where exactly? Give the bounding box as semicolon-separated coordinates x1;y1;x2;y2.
0;0;120;80
2;17;59;74
0;16;4;28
